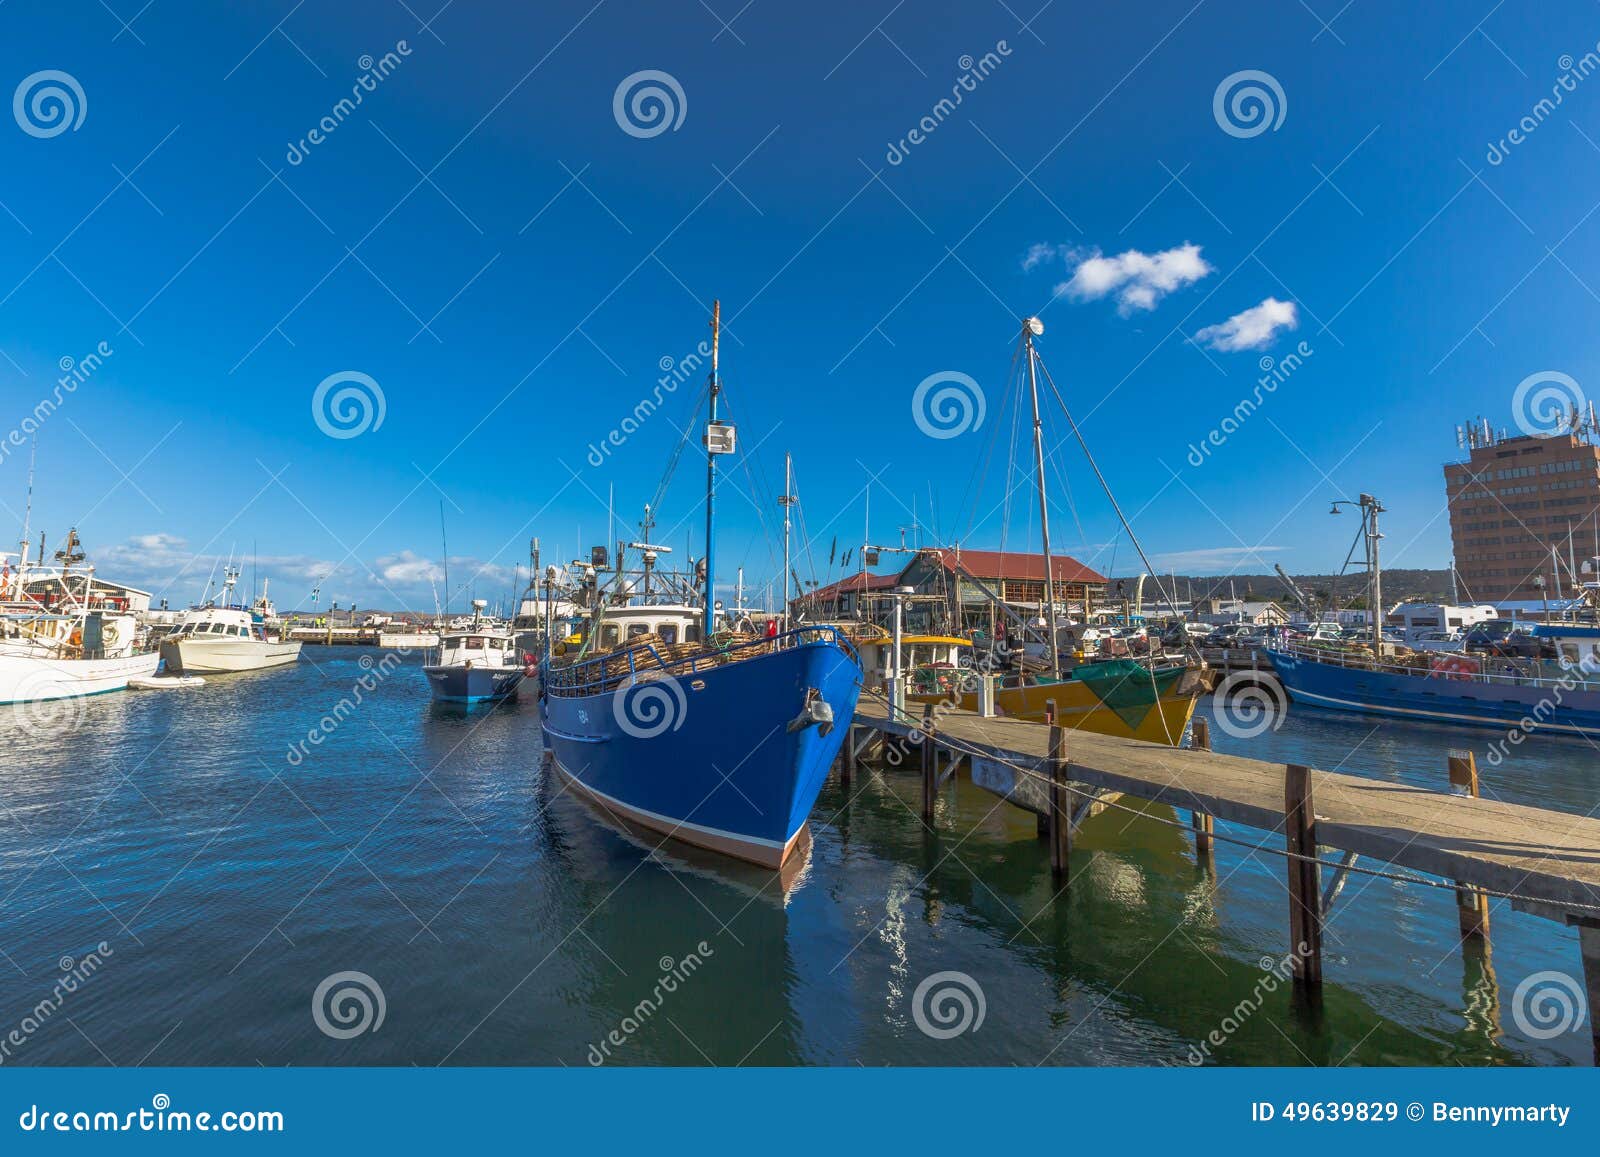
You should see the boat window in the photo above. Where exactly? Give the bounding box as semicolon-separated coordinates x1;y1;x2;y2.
600;625;620;648
1562;644;1581;662
235;626;250;637
208;623;226;633
686;625;701;643
627;624;649;639
659;625;678;645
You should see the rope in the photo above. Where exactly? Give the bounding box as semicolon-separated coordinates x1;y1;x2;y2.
862;690;1600;918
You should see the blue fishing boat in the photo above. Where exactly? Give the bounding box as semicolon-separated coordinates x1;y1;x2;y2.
1265;492;1600;739
539;302;863;868
1266;641;1600;737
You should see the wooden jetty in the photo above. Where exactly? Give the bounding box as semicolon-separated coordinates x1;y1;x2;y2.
847;690;1600;1061
284;626;437;648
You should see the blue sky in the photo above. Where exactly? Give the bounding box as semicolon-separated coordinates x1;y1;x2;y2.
2;0;1598;610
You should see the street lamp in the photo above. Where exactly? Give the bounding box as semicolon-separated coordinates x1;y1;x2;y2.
889;584;915;716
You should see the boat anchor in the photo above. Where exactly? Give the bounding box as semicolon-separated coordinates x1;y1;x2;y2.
787;688;835;737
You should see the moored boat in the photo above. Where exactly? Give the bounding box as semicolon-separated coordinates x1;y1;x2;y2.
424;599;526;703
159;569;302;675
540;302;864;869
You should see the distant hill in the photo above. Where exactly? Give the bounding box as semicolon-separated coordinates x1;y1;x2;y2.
1109;569;1456;609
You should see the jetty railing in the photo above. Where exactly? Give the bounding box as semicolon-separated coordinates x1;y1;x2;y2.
1271;640;1600;689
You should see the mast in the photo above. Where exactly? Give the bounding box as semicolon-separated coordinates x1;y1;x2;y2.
439;500;450;620
780;452;794;626
18;434;36;580
704;302;723;636
1023;317;1060;679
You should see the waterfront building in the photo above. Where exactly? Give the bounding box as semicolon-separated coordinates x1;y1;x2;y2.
1445;419;1600;601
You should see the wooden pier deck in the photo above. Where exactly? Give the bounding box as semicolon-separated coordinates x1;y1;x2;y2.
849;691;1600;1058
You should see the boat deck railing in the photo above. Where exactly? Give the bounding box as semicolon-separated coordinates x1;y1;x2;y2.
543;624;859;698
1272;641;1600;691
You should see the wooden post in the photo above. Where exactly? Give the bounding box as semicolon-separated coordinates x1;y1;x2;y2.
841;724;856;788
1448;751;1491;940
1284;763;1324;992
920;703;936;822
1044;700;1072;880
1189;717;1215;864
1579;923;1600;1066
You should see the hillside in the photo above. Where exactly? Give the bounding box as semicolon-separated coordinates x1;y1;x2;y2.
1109;568;1456;609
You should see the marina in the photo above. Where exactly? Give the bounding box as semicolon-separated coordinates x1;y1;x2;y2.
9;4;1600;1115
2;644;1597;1067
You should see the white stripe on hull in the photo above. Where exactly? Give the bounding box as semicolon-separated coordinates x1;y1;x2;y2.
1288;688;1600;736
547;749;801;869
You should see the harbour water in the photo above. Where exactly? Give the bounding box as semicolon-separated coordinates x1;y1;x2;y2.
0;646;1591;1066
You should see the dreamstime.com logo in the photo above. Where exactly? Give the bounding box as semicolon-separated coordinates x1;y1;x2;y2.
7;668;89;739
612;672;688;739
613;70;686;138
13;70;86;138
1212;671;1288;739
910;970;986;1039
1511;370;1585;437
911;371;985;439
1512;969;1587;1040
1213;70;1286;139
311;970;386;1039
312;370;386;439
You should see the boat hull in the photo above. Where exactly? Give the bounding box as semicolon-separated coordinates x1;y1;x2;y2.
425;663;525;703
0;651;160;703
917;662;1199;745
159;637;302;674
1266;648;1600;736
540;639;862;869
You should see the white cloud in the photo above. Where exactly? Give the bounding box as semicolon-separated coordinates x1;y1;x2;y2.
370;551;515;594
1055;243;1212;315
1021;242;1067;271
1193;297;1299;352
1151;545;1286;573
373;549;443;586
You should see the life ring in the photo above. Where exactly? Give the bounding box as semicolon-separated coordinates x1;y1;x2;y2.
102;622;122;648
1429;654;1480;681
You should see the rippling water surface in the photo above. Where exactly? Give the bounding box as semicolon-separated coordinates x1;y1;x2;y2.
0;647;1592;1066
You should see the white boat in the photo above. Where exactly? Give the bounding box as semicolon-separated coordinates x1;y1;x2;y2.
159;567;302;675
128;674;206;689
0;530;159;705
423;599;526;703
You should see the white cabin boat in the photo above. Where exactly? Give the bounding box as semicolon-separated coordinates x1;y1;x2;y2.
159;568;301;674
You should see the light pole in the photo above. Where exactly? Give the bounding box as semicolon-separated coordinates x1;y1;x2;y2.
890;584;914;716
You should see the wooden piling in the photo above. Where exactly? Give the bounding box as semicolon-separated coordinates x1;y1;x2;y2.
1284;763;1324;991
1448;750;1492;940
1045;700;1072;881
920;703;936;822
841;723;856;789
1189;717;1215;864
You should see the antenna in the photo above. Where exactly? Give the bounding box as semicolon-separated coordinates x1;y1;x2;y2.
439;500;450;618
18;433;36;575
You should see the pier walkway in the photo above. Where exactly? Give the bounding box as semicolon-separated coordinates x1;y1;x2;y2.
848;691;1600;1060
